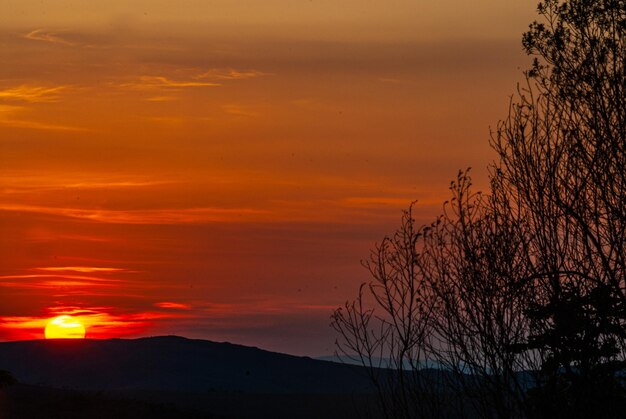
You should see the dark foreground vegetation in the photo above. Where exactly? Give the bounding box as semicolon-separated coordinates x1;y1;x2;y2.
0;384;209;419
333;1;626;418
0;384;379;419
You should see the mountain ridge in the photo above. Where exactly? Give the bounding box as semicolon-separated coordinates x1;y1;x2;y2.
0;335;374;394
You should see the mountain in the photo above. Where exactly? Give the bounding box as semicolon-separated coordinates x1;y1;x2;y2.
0;336;374;394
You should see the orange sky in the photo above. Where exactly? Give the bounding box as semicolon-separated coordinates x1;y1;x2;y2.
0;1;535;355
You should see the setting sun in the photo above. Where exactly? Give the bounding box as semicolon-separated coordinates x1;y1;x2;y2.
44;316;86;339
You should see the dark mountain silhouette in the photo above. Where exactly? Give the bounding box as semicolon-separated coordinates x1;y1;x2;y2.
0;336;374;394
0;336;527;418
1;384;211;419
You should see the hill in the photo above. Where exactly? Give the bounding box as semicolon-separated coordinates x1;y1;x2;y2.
0;336;373;394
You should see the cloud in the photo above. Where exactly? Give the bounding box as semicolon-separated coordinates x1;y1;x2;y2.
121;76;220;91
342;196;416;206
0;104;23;115
62;180;173;189
0;274;122;284
116;69;267;99
0;204;269;224
0;316;48;331
0;175;176;194
0;279;117;291
0;104;86;131
0;85;68;102
196;69;271;81
154;302;192;310
0;306;195;340
222;104;259;117
116;69;269;97
34;267;126;273
145;95;178;102
24;29;75;46
0;118;87;131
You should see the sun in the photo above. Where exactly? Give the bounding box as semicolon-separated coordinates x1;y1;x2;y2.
44;315;86;339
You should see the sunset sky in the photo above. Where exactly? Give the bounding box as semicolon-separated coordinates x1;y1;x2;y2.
1;0;535;355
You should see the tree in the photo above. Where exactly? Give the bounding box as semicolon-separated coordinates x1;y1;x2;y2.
420;171;534;418
333;1;625;417
332;204;442;419
333;172;536;418
492;0;626;416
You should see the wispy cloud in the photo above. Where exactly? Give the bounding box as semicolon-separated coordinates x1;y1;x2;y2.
0;204;269;224
24;29;75;46
0;307;194;340
154;302;192;310
0;118;86;131
196;69;271;81
0;175;175;194
0;104;86;131
121;76;220;91
116;69;267;99
342;196;416;206
0;316;48;331
62;180;172;189
0;274;122;284
0;85;68;102
0;104;23;115
145;95;178;102
34;267;126;273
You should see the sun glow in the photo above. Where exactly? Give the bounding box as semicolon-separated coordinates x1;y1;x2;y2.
44;315;86;339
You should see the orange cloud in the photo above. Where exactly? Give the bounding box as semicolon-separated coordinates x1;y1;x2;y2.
0;104;86;131
0;316;48;333
154;302;192;310
196;69;271;80
0;306;194;340
24;29;75;46
61;180;173;189
0;173;176;193
0;204;269;224
145;95;178;102
34;267;126;273
342;196;417;206
0;118;86;131
0;85;68;102
0;274;122;285
121;76;220;91
0;104;24;118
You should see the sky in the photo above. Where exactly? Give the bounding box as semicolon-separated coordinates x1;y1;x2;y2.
0;0;536;355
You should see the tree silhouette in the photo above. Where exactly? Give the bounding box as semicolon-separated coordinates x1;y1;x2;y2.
332;204;441;419
333;1;625;417
492;0;626;416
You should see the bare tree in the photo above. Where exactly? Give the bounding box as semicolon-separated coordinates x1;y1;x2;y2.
332;171;534;419
332;204;442;419
490;1;626;416
334;1;625;418
421;171;534;419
